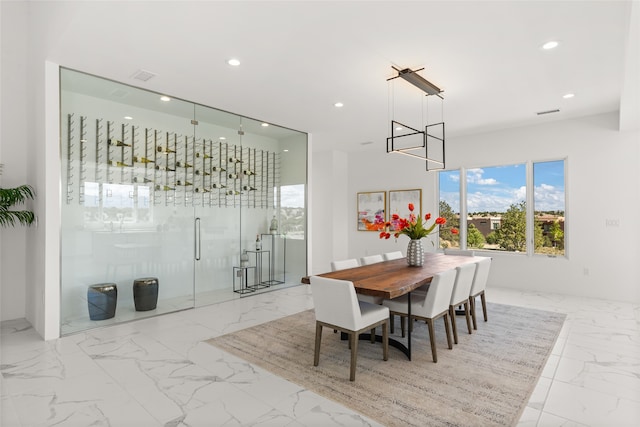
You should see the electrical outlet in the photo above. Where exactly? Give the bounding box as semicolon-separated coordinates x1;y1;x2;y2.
583;268;589;276
605;219;620;227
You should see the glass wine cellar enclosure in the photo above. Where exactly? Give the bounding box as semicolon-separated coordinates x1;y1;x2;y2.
60;68;308;335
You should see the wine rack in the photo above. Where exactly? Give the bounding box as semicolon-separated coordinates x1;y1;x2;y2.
64;113;280;209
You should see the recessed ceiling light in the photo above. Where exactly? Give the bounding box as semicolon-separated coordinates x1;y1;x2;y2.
219;137;226;140
334;102;344;108
283;149;289;152
124;116;133;120
396;126;403;131
160;96;171;102
261;123;269;127
227;58;241;66
542;40;559;50
562;93;575;99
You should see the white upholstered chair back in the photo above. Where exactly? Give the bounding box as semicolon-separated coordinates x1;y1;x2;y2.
470;257;492;296
359;254;384;265
419;269;457;318
450;263;477;305
310;276;363;331
383;251;404;261
331;258;359;272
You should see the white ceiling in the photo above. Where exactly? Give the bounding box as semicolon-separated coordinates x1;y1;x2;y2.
33;0;639;151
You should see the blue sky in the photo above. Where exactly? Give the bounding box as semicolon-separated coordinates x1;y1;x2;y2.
440;161;565;213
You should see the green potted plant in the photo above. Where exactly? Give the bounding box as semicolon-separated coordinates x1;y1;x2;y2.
0;166;35;227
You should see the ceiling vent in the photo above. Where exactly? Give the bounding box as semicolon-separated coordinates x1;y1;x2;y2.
131;69;156;82
536;109;560;115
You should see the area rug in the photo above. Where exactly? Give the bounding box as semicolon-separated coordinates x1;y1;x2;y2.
206;303;565;427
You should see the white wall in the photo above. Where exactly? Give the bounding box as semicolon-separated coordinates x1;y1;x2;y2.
309;150;350;275
0;1;30;322
341;112;640;303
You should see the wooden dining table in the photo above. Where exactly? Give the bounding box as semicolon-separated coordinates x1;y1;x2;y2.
302;252;481;360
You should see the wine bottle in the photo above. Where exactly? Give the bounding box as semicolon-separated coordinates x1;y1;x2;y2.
176;180;193;186
228;173;239;179
228;157;243;163
108;160;130;167
195;169;210;176
269;215;278;234
195;152;211;159
133;177;153;183
175;161;193;168
242;185;257;191
243;170;256;176
133;156;154;164
255;234;262;251
211;183;226;189
155;165;175;172
194;187;210;193
225;190;241;196
157;146;176;154
109;138;131;147
240;250;249;268
155;184;175;191
211;166;226;172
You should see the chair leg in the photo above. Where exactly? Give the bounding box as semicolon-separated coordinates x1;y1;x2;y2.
370;327;376;343
449;305;459;344
443;313;453;349
382;321;389;361
426;318;437;363
314;323;323;366
464;301;472;334
349;332;358;381
481;291;488;322
400;315;406;338
390;314;395;334
470;296;478;330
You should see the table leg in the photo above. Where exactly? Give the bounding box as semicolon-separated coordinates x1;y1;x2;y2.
407;291;412;361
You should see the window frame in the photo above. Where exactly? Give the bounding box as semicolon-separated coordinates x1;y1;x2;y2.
437;157;567;258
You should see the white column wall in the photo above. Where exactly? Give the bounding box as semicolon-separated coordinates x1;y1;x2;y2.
0;1;29;321
309;151;350;275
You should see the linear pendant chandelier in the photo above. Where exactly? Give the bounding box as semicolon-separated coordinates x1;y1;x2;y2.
386;66;446;171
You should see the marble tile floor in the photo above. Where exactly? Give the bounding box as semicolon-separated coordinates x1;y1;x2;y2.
2;285;639;426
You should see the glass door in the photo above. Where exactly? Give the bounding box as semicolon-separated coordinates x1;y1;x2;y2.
59;68;197;334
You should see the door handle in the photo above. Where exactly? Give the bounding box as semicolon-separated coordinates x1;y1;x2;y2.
195;217;201;261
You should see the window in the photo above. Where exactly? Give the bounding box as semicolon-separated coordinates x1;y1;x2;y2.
439;159;566;256
438;170;460;249
82;182;152;227
279;184;305;239
533;160;565;255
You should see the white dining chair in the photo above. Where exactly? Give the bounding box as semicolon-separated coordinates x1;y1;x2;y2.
444;248;475;256
356;255;386;340
331;258;359;271
354;255;384;306
331;257;378;339
382;269;457;362
310;276;389;381
469;257;492;329
359;254;384;265
449;262;477;344
383;251;404;261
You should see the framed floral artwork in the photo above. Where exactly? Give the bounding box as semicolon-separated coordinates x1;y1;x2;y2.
389;189;422;231
357;191;386;231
